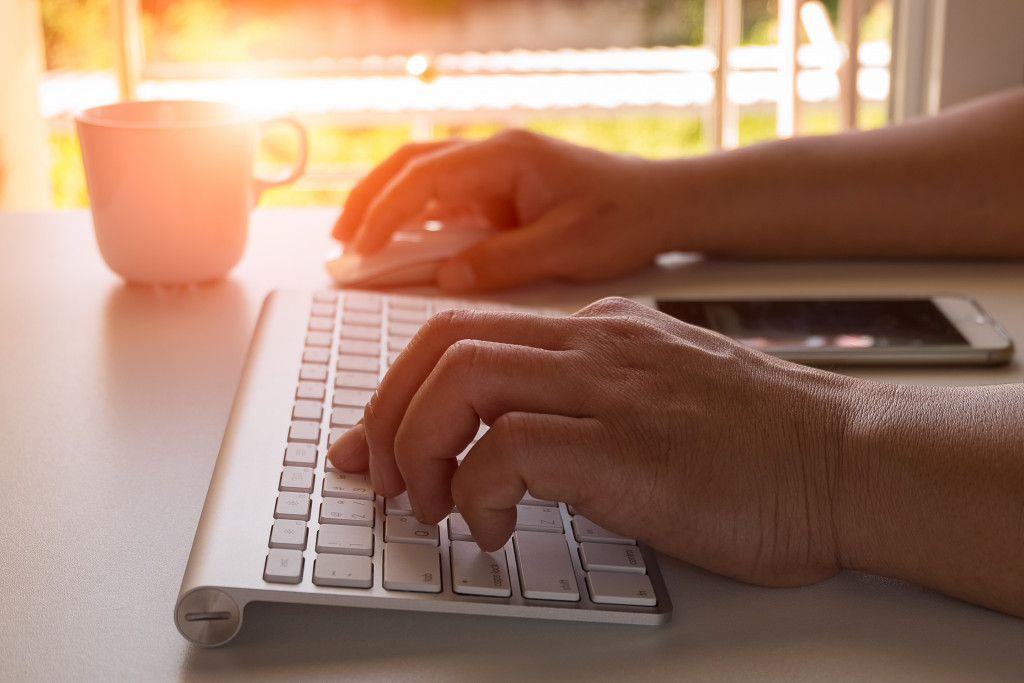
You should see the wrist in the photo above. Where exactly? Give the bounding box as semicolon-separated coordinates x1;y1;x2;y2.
830;381;1024;616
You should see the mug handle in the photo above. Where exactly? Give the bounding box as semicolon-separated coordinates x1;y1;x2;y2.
253;118;309;204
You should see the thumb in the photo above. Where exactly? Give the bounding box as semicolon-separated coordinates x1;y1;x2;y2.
437;204;587;292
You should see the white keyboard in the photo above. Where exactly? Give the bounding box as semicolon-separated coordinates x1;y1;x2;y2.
175;290;672;646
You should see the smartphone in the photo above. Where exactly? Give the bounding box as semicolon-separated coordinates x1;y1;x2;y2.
641;295;1014;366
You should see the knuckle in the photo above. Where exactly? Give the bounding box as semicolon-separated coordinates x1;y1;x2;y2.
573;296;640;318
436;338;490;380
487;412;534;465
490;128;538;149
418;307;472;340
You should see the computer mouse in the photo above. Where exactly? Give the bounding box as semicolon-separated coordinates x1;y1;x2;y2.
325;221;500;288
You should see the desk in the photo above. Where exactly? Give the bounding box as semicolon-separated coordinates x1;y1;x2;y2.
2;208;1022;682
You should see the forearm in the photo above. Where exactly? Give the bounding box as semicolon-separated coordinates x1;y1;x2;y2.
656;88;1024;259
839;381;1024;616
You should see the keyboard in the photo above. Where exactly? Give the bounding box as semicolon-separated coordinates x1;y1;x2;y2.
175;290;673;646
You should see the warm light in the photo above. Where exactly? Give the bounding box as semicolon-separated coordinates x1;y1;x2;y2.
405;54;439;84
799;1;843;71
406;55;429;77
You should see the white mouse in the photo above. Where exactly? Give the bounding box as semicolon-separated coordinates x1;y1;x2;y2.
326;221;500;288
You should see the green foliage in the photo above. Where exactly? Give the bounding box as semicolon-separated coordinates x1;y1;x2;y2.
861;0;892;42
644;0;705;47
40;0;112;69
145;0;279;62
526;115;708;158
48;132;90;207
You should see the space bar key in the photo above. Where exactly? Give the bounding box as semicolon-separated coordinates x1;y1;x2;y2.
513;531;580;601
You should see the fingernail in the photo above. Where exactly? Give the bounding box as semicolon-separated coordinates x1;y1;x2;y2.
437;259;476;291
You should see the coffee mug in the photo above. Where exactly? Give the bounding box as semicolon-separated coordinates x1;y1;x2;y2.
77;100;307;284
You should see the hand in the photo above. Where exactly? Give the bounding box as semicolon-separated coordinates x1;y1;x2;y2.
328;297;865;588
333;131;681;292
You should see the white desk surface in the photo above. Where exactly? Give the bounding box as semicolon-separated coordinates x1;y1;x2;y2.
1;208;1022;682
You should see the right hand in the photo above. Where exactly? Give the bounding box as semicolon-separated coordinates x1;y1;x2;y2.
328;297;863;588
333;130;682;292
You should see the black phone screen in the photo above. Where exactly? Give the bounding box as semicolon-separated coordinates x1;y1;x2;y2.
654;298;970;350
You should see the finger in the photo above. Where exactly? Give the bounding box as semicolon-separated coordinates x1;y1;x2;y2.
393;341;592;523
350;135;527;253
436;201;595;292
452;412;603;551
326;422;370;473
333;140;459;242
360;310;577;498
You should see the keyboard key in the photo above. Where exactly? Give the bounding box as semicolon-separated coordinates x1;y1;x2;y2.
275;492;311;521
586;571;657;607
447;512;474;541
308;316;334;332
302;347;331;364
384;543;441;593
313;555;373;588
343;293;383;313
515;505;563;533
316;524;373;556
264;549;304;584
320;498;375;526
313;291;338;303
571;515;636;545
335;371;379;390
292;400;323;421
387;322;422;338
514;531;580;601
388;337;413;353
336;354;379;373
279;466;315;494
387;308;430;324
306;331;333;347
339;339;380;356
385;515;439;545
385;491;413;515
520;492;556;507
341;325;382;341
343;311;382;327
310;302;336;317
331;407;363;428
269;519;307;550
296;382;326;401
284;443;317;467
450;540;512;597
387;295;429;312
322;471;374;500
333;388;374;408
578;542;646;574
288;421;321;445
299;364;329;382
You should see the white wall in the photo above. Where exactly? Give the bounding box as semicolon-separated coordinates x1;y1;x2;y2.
936;0;1024;109
0;0;49;209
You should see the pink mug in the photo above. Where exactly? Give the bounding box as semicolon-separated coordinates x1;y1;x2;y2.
77;100;307;284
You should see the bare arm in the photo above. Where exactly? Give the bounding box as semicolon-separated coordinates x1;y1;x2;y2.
336;87;1024;291
840;381;1024;616
673;87;1024;259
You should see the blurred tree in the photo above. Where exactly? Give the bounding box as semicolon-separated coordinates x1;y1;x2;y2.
40;0;112;69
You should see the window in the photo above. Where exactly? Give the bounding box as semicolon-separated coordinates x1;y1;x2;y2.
43;0;989;209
